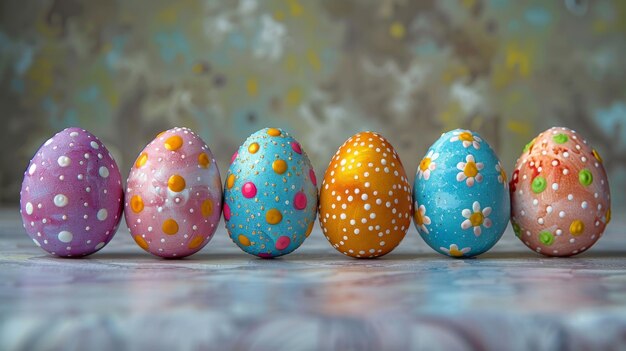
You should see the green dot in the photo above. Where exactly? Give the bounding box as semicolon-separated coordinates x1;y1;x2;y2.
553;134;569;144
512;222;521;238
579;169;593;186
539;231;554;246
531;176;547;193
523;138;536;153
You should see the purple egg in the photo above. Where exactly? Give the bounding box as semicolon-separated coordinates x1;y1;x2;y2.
20;128;124;257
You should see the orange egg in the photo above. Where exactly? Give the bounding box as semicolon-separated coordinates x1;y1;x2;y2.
319;132;412;258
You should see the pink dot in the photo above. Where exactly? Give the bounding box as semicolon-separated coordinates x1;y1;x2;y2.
309;168;317;186
242;182;257;198
223;203;231;221
275;236;291;250
230;152;238;164
294;191;307;210
291;142;302;154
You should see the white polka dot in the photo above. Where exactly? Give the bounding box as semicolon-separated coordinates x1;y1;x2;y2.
552;183;559;191
364;204;371;210
97;209;108;221
28;164;37;175
567;194;573;201
95;242;105;250
70;131;79;137
33;238;41;247
99;166;109;178
90;141;99;149
340;213;346;220
581;201;588;209
559;211;566;218
25;202;33;215
57;156;71;167
44;138;53;146
54;194;68;207
58;231;73;243
361;194;368;201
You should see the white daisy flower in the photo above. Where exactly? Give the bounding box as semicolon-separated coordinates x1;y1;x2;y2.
461;201;492;236
456;154;484;187
450;130;482;149
417;150;439;181
413;202;431;234
440;244;471;257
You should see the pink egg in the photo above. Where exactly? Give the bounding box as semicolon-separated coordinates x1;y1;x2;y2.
124;127;222;258
19;128;124;257
510;127;611;256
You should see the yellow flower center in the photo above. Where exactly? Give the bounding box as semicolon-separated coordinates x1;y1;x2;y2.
459;132;473;142
449;247;464;257
414;210;424;226
464;161;478;178
470;212;484;227
420;158;432;171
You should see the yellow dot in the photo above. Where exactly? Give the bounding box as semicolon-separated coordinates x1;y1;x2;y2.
162;219;179;235
305;221;314;238
134;235;149;251
164;135;183;151
569;220;585;236
201;199;213;217
130;195;144;213
266;209;282;225
135;152;148;168
389;21;405;39
238;235;251;247
248;142;260;154
198;153;210;168
226;174;236;189
272;159;288;174
188;236;204;249
267;128;281;137
168;174;186;192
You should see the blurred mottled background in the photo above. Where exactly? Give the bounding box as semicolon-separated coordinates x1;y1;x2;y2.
1;0;626;206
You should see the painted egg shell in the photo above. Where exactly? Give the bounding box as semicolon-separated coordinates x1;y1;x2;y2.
413;129;510;258
223;128;317;258
125;127;222;258
19;128;123;257
319;132;412;258
510;127;611;257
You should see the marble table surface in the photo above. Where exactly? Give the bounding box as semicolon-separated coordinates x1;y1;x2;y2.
1;207;626;351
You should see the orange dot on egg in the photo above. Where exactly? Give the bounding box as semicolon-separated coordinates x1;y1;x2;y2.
238;235;251;246
188;236;204;249
134;235;149;251
267;128;281;137
198;153;211;168
135;152;148;168
164;135;183;151
162;218;179;235
266;209;283;224
201;199;213;217
272;159;287;174
130;195;144;213
226;174;236;189
248;142;260;154
168;174;186;192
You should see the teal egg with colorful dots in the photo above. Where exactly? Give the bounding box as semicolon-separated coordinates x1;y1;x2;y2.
223;128;318;258
413;129;510;258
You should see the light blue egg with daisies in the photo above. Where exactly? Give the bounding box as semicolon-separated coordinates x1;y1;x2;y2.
413;129;510;258
223;128;318;258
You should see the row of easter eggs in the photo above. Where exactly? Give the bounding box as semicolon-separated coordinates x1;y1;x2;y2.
20;126;611;259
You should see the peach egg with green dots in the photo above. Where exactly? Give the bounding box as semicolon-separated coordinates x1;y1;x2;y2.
510;127;611;257
223;128;318;258
124;127;223;258
20;128;124;257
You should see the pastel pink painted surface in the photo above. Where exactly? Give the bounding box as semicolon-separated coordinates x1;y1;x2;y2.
19;127;124;257
124;127;222;258
510;127;611;257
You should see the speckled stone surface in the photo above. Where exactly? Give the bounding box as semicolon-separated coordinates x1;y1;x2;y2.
1;207;626;351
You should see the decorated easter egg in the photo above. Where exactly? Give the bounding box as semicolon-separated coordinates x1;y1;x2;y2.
413;129;510;258
510;127;610;256
19;128;123;257
319;132;412;258
223;128;317;258
125;127;222;258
